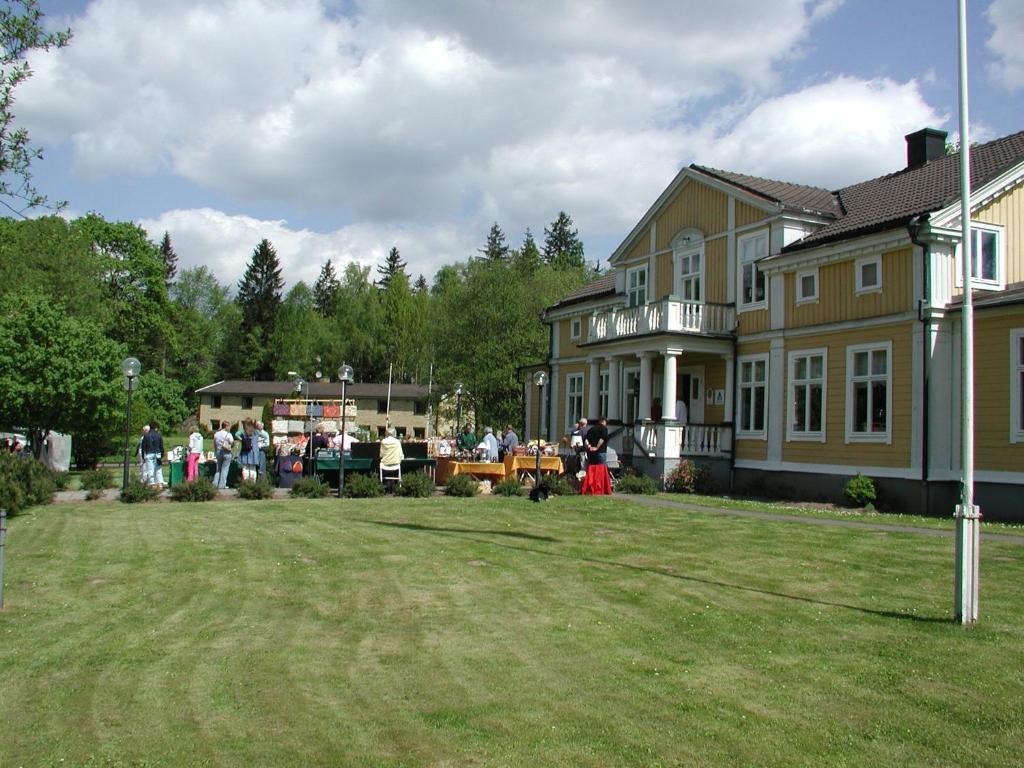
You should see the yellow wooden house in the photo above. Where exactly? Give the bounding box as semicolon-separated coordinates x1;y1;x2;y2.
524;127;1024;521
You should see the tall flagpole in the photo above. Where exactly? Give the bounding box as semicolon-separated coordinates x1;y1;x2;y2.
386;362;393;428
954;0;980;625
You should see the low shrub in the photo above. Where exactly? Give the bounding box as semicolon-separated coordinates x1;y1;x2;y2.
345;472;384;498
52;471;70;491
85;488;106;501
540;474;575;497
120;479;161;504
493;476;524;497
80;468;116;492
170;478;218;502
0;452;57;514
844;473;877;508
617;472;657;495
396;472;436;498
236;478;274;500
663;460;709;494
291;477;330;499
445;473;480;497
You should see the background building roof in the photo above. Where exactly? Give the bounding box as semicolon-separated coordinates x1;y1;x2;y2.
195;380;429;399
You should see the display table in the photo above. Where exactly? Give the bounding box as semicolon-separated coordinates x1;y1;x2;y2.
580;464;613;495
435;458;507;484
168;459;240;488
503;455;563;483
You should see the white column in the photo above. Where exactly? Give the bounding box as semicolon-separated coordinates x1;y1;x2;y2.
767;338;785;462
638;353;654;421
588;358;602;420
662;352;678;421
607;358;622;422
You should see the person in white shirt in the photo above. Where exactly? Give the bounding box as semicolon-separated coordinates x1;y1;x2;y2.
254;421;271;477
482;426;500;462
675;398;688;423
380;427;404;466
186;427;204;482
332;431;357;452
212;421;234;489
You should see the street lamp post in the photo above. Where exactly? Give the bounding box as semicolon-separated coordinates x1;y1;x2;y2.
337;364;354;498
454;382;464;436
121;357;141;490
532;371;548;485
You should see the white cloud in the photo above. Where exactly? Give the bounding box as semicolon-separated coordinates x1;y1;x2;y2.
691;77;946;189
987;0;1024;90
137;208;478;290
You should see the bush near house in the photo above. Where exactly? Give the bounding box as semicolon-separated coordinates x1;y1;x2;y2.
345;473;384;498
493;477;524;497
445;474;480;497
120;480;161;504
170;479;218;503
0;452;58;515
617;472;658;495
395;472;436;498
663;460;709;494
844;473;878;508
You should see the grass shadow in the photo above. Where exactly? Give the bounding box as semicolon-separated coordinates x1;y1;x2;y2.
365;520;561;543
362;519;950;624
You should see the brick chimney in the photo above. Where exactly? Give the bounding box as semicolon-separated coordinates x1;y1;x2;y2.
905;128;948;169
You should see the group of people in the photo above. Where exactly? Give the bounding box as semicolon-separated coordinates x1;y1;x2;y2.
137;422;166;487
208;419;271;487
455;424;519;462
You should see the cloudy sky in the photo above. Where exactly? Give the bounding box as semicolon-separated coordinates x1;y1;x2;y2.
14;0;1024;288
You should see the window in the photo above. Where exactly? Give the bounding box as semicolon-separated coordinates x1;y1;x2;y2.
212;395;222;409
957;224;1005;289
737;355;768;438
626;266;647;307
599;371;609;418
738;231;768;309
570;317;582;341
678;248;702;302
855;255;882;294
396;426;407;438
788;350;826;441
565;373;584;430
377;399;388;414
210;420;219;432
413;400;427;415
377;426;386;438
846;342;892;443
1012;330;1024;443
242;396;253;409
414;427;426;439
795;269;818;303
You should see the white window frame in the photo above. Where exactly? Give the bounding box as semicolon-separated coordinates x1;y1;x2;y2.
570;317;582;341
626;265;648;308
676;245;703;302
1011;329;1024;444
845;341;892;444
795;268;818;304
737;354;769;440
565;373;584;432
955;222;1006;291
787;348;827;443
737;230;768;311
855;255;882;295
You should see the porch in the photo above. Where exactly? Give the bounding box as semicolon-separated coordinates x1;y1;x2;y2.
587;297;736;343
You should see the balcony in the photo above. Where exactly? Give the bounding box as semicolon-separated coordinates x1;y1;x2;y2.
633;422;733;460
587;298;735;343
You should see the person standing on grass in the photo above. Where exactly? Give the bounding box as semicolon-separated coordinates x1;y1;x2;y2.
254;420;270;477
238;420;262;482
138;424;151;485
186;426;204;482
584;416;608;465
141;421;166;488
212;420;234;489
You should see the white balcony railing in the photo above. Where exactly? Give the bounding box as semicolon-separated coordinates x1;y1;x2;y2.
631;422;732;460
587;298;735;343
681;423;733;458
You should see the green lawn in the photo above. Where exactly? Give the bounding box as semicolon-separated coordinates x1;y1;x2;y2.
1;497;1022;767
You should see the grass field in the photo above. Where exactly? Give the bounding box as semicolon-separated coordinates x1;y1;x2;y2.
1;497;1022;767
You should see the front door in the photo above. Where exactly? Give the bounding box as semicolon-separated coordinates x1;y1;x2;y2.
678;365;705;423
623;367;640;424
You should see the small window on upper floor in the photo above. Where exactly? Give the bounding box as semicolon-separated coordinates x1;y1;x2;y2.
956;223;1005;290
795;268;818;304
626;266;647;308
212;395;222;409
413;400;428;415
377;399;388;414
855;255;882;295
570;317;582;341
242;396;253;409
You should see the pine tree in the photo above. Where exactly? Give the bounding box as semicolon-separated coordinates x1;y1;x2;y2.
514;227;542;272
413;274;429;294
313;259;340;316
542;211;585;270
377;246;407;289
236;238;284;377
478;222;510;260
159;231;177;287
